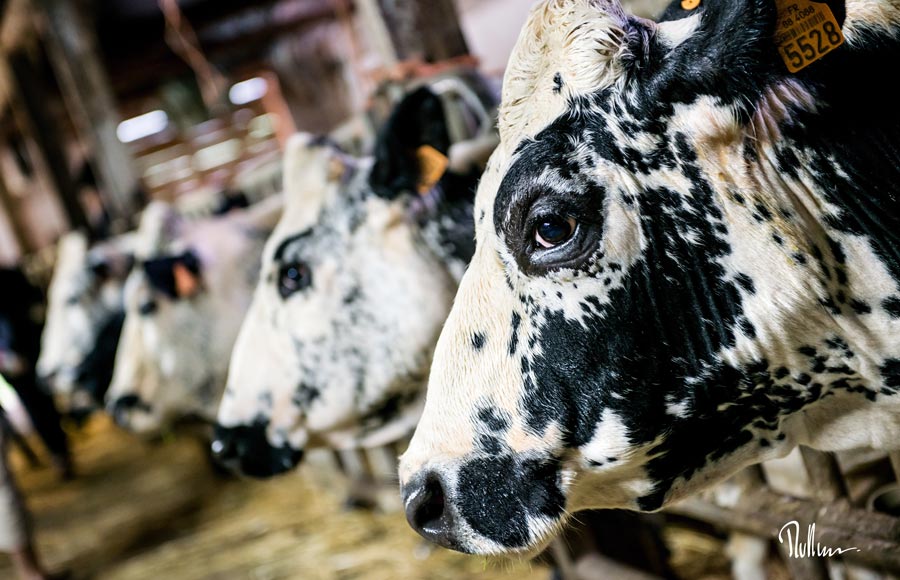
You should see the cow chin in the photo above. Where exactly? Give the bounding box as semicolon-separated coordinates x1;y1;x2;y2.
401;451;572;557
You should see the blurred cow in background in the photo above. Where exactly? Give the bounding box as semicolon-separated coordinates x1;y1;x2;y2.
212;81;499;477
38;232;135;421
0;266;73;479
105;196;283;436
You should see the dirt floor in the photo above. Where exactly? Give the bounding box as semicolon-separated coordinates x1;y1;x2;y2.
0;415;734;580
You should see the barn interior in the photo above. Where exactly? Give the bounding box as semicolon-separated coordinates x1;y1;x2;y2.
0;0;899;579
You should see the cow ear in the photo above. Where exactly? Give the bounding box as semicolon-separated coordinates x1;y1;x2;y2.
650;0;845;105
143;251;202;300
369;87;452;200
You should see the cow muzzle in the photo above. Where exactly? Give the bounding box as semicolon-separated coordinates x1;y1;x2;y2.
211;422;304;478
108;394;153;429
400;453;568;556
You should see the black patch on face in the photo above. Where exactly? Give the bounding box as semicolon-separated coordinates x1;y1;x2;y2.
139;300;157;316
735;273;755;294
471;332;486;351
456;455;564;549
883;296;900;318
476;406;511;433
881;359;900;391
293;382;321;409
508;312;521;355
738;318;756;338
342;286;362;305
552;72;563;94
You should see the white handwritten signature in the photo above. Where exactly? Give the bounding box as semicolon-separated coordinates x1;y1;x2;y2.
778;521;860;558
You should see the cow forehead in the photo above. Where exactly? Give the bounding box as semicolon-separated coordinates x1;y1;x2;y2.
499;0;639;144
266;162;372;264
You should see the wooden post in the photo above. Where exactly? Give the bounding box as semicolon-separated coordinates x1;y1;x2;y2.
355;0;399;66
416;0;469;62
800;447;848;502
37;0;139;229
6;51;89;234
0;165;29;255
374;0;469;63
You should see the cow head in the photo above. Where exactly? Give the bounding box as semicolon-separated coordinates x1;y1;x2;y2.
400;0;900;557
213;86;496;478
106;198;281;436
38;231;133;418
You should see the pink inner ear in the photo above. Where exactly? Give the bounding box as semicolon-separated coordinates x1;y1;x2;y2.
173;262;201;298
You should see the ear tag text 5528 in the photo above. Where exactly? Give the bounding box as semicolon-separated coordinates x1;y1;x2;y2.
775;0;844;73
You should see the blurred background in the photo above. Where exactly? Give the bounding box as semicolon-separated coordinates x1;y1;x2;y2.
3;0;885;579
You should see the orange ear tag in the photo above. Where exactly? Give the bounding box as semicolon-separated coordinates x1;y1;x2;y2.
173;262;201;298
774;0;844;73
681;0;700;10
415;145;449;194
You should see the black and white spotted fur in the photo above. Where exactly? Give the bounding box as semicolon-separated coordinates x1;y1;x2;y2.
399;0;900;557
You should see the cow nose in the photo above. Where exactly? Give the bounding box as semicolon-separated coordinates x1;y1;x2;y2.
403;471;462;551
108;394;143;426
211;422;304;479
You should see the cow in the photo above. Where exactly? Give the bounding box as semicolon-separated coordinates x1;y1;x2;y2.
104;196;282;436
0;266;73;479
37;231;135;420
211;82;499;477
397;0;900;558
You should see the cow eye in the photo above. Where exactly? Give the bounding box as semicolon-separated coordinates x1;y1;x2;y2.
534;216;577;248
278;262;312;299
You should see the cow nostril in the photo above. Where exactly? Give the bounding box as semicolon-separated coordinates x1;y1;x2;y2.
413;474;446;531
405;472;460;550
211;424;236;460
109;395;149;426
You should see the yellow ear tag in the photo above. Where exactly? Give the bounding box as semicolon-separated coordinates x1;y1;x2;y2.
681;0;700;10
774;0;844;73
173;262;200;298
415;145;449;194
327;157;346;182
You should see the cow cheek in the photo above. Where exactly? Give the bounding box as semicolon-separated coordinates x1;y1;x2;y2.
401;248;522;479
219;303;280;427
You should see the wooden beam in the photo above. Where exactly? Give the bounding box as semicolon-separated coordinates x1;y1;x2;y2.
373;0;469;63
37;0;139;230
0;159;28;254
6;50;89;234
667;490;900;572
